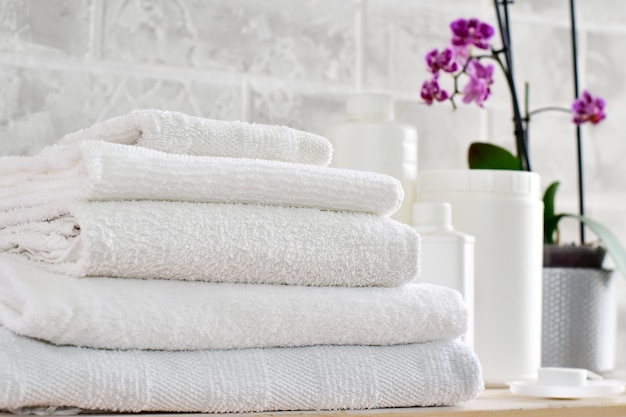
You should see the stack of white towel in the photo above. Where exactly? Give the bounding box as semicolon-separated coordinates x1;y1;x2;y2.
0;110;483;413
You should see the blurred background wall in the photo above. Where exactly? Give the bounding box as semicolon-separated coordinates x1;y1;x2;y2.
1;0;624;370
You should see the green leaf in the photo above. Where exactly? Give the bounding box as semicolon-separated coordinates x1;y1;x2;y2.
543;181;560;219
544;214;566;244
543;181;562;244
468;142;523;170
565;214;626;279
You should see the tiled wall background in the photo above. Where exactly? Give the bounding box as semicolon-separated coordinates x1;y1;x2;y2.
1;0;625;370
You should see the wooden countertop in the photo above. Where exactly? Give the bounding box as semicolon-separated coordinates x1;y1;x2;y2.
4;389;626;417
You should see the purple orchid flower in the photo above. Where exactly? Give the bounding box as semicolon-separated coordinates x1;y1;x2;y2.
462;78;490;107
466;59;494;84
462;59;494;107
450;18;495;50
425;48;459;74
421;78;450;105
572;90;606;125
452;44;471;67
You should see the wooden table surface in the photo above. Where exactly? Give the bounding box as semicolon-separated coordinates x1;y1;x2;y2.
3;389;626;417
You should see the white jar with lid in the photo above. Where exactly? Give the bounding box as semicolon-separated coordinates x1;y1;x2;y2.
416;169;543;386
413;202;475;348
326;93;418;224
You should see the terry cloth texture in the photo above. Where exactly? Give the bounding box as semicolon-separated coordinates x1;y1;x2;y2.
0;256;465;350
0;201;419;286
0;140;402;223
0;327;483;412
58;109;333;166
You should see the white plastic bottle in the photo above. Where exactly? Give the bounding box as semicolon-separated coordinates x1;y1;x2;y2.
412;202;475;348
416;169;543;386
326;93;418;224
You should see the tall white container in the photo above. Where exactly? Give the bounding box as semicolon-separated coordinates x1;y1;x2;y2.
326;93;418;224
412;202;475;348
416;169;543;386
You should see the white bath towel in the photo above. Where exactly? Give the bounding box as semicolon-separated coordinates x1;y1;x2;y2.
0;257;466;350
0;141;402;225
0;201;419;286
58;109;333;166
0;327;483;413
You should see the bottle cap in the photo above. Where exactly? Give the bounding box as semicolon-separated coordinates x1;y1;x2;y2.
412;202;452;230
537;367;589;387
346;93;393;121
508;367;625;399
417;169;541;198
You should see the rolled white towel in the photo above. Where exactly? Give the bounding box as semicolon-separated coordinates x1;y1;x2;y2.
0;256;466;350
58;109;333;165
0;327;483;412
0;201;419;286
0;141;402;224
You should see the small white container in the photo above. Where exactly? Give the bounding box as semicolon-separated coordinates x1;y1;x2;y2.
326;93;418;224
412;202;475;347
416;169;544;386
508;367;625;399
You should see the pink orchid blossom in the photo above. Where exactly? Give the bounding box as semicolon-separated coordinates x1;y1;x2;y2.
462;60;494;107
450;18;495;50
421;78;450;105
425;48;459;74
452;44;471;67
572;90;607;125
462;78;490;107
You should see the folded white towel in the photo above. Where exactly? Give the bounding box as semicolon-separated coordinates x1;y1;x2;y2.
0;257;465;350
0;201;418;286
0;328;483;412
0;141;402;225
58;109;333;166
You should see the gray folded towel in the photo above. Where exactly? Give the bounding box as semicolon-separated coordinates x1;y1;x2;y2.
0;327;483;413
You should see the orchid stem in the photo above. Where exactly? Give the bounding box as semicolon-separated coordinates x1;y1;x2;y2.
527;107;571;117
569;0;585;244
493;0;531;171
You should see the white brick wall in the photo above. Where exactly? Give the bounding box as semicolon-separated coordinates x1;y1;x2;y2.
1;0;625;371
